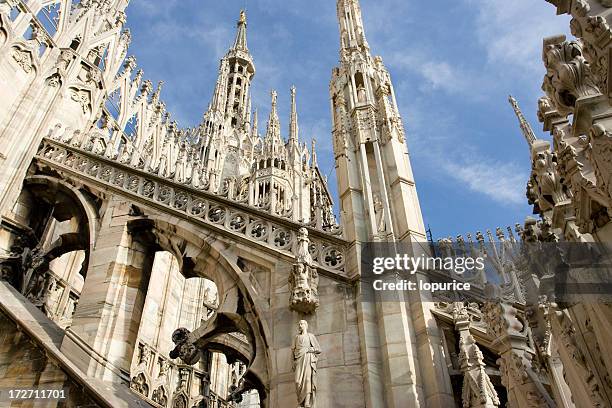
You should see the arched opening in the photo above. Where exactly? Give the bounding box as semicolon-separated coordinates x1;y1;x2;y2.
130;250;224;405
125;220;271;408
0;176;97;329
355;71;367;104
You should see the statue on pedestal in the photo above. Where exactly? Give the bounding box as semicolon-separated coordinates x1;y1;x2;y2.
289;228;319;313
292;320;321;408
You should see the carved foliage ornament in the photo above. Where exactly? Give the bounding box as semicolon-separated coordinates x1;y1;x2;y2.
531;149;569;213
542;39;600;116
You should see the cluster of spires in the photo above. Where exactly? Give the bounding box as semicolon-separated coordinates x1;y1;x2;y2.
436;225;521;256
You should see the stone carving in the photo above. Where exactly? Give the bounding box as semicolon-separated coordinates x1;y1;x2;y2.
585;123;612;204
69;88;92;114
531;149;569;214
151;386;167;406
130;372;149;397
356;109;375;133
169;328;199;365
554;309;610;406
292;320;321;408
537;96;554;123
542;38;600;116
483;301;554;408
373;193;386;234
459;334;500;408
11;47;34;74
289;228;319;313
357;84;367;103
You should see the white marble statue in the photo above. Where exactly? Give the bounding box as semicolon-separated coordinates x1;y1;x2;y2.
292;320;321;408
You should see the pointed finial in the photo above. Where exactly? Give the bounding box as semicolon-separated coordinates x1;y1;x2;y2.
311;138;318;168
252;109;259;136
508;95;536;146
232;9;249;51
290;85;299;142
265;91;281;147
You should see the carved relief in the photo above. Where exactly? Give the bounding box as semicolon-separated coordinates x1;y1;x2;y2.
69;88;92;114
11;46;34;74
45;73;61;88
130;343;152;397
356;109;375;133
585;123;612;204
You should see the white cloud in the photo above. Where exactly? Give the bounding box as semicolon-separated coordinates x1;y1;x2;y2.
466;0;572;75
442;158;526;205
421;61;459;91
388;52;473;95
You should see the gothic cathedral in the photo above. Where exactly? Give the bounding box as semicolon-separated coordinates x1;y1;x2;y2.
0;1;611;408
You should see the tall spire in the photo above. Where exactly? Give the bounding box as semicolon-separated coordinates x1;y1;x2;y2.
336;0;370;53
289;85;299;143
264;90;282;154
232;10;248;51
508;95;536;146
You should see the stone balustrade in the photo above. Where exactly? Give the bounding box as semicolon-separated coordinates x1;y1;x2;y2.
36;138;348;275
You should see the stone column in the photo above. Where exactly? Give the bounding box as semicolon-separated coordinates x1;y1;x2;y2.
61;200;153;383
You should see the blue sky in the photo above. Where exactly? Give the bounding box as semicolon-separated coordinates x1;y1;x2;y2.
124;0;571;240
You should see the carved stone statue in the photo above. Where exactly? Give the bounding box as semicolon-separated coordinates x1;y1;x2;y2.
357;84;367;104
586;123;612;203
296;228;313;265
373;194;386;234
290;229;319;313
292;320;321;408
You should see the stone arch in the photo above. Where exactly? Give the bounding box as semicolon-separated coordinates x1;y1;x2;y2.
130;216;272;405
23;175;99;250
5;175;100;325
